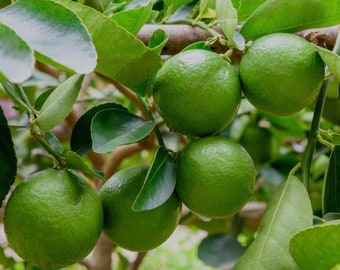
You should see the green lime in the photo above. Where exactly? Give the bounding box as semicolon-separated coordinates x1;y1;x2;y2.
153;49;242;137
4;169;103;269
239;33;325;116
99;166;181;252
175;136;255;219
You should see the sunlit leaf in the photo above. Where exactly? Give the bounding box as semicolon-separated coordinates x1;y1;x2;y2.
35;74;84;132
133;147;176;211
91;108;155;153
290;221;340;270
241;0;340;39
111;1;153;35
234;176;313;270
314;45;340;82
0;0;97;73
58;0;162;88
0;22;34;83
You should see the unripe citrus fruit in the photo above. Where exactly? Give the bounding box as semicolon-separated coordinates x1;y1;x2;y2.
175;136;255;219
153;49;242;137
239;33;325;116
4;169;103;269
99;166;181;251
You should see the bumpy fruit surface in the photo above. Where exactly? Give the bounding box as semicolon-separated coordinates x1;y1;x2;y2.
153;49;242;137
176;136;255;219
99;166;181;251
239;33;325;116
4;169;103;269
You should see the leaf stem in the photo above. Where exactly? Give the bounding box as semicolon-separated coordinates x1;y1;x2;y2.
137;96;166;148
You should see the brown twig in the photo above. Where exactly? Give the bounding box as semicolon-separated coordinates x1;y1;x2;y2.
127;252;148;270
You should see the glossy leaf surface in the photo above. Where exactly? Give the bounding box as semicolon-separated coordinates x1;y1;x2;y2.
314;45;340;82
0;22;34;83
0;0;97;73
71;103;128;155
133;147;176;211
241;0;340;39
234;176;313;270
91;108;155;153
35;74;84;132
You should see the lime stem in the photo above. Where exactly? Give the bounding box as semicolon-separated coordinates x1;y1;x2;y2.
301;28;340;189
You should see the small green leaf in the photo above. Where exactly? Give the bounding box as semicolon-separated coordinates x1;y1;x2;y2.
148;29;169;54
198;234;244;268
314;45;340;82
35;74;84;132
234;0;267;22
0;0;97;73
323;145;340;216
111;1;153;35
71;103;128;155
216;0;245;50
182;41;212;52
91;108;155;153
133;147;176;211
0;22;34;83
44;132;64;156
241;0;340;39
64;151;104;180
0;106;17;203
58;0;162;88
290;222;340;270
234;176;313;270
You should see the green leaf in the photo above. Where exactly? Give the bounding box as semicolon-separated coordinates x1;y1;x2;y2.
234;176;313;270
91;108;155;153
216;0;245;50
198;234;244;268
44;132;64;156
148;29;169;54
0;22;34;83
0;0;97;73
71;103;128;155
290;222;340;270
111;1;153;35
133;147;176;211
323;145;340;216
240;0;340;39
0;106;17;203
64;151;104;180
58;0;162;88
233;0;267;22
35;74;84;132
314;45;340;82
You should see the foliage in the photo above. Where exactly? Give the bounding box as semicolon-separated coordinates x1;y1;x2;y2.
1;0;340;269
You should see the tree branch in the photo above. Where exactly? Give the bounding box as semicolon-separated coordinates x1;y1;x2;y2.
137;24;339;55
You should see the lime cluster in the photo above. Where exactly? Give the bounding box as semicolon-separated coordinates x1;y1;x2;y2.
152;33;326;219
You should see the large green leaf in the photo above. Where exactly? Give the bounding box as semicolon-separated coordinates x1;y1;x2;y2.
91;108;155;153
0;106;17;203
323;145;340;215
133;147;176;211
0;0;97;73
233;0;267;22
70;103;128;155
0;22;34;83
241;0;340;39
110;1;153;35
35;74;84;132
290;222;340;270
234;176;313;270
58;0;162;88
